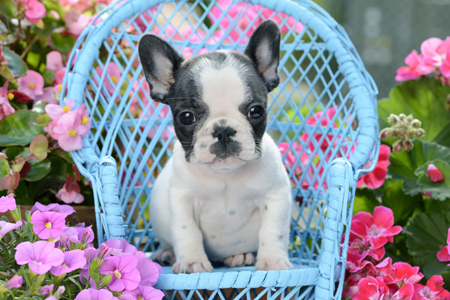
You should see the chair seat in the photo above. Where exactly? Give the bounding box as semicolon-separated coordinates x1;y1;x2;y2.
154;258;336;290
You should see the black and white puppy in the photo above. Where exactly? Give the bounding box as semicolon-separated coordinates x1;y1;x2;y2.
138;20;293;273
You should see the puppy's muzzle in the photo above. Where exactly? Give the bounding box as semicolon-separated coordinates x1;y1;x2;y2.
210;126;242;159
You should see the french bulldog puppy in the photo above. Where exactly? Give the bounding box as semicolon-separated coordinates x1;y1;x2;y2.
138;20;293;274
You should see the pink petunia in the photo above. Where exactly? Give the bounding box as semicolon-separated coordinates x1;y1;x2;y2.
64;225;95;245
395;50;435;82
4;275;23;290
23;0;46;24
0;221;22;239
74;288;119;300
39;284;54;295
0;193;16;213
45;98;75;122
56;175;84;204
427;164;445;183
351;206;402;249
122;285;164;300
52;110;90;151
357;145;391;189
99;255;141;292
31;211;67;239
50;249;87;276
0;81;15;121
46;51;63;72
105;238;137;256
17;70;45;99
29;202;76;215
132;251;163;287
15;241;64;274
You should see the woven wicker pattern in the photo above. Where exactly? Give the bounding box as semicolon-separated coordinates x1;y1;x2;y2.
62;0;379;298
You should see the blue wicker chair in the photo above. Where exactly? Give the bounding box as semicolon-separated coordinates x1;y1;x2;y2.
62;0;379;299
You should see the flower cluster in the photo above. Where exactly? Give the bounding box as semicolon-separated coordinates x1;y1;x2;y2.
396;37;450;84
380;113;425;152
357;145;391;190
0;195;164;300
344;206;450;300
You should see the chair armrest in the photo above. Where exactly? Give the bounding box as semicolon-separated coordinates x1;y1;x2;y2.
316;158;356;300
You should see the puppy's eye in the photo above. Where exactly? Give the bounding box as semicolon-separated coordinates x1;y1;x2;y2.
248;105;265;119
178;111;196;125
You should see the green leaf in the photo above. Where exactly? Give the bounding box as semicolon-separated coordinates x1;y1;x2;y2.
0;63;16;83
352;188;380;215
0;111;45;146
22;158;51;181
2;147;23;162
404;212;450;278
50;32;75;54
414;160;450;200
2;47;27;78
381;180;421;226
43;0;64;20
32;113;51;127
35;17;64;36
14;180;32;205
388;140;450;196
31;101;47;114
0;0;17;18
29;135;48;161
441;270;450;291
379;77;450;148
0;157;8;179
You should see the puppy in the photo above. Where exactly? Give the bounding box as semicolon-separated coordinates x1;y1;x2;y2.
138;20;293;273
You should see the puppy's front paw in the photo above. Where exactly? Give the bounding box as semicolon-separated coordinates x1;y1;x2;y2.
172;256;213;274
224;253;255;268
255;255;293;271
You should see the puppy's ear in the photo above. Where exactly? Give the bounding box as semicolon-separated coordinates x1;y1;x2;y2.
138;34;184;104
244;20;281;93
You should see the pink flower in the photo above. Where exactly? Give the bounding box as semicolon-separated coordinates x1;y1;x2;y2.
31;211;67;239
95;62;121;96
52;110;90;151
56;175;84;204
64;225;94;245
0;81;15;121
45;99;75;122
437;228;450;263
50;249;87;276
15;241;64;274
46;51;63;72
75;288;119;300
99;255;141;292
66;13;93;37
0;220;22;239
39;284;54;295
132;252;163;287
413;275;450;300
351;206;402;249
35;87;57;104
17;70;44;99
357;145;391;189
353;276;390;300
23;0;46;24
301;107;337;154
4;275;23;290
384;262;423;286
421;37;450;67
441;49;450;80
0;193;16;212
395;50;434;81
104;238;137;256
427;164;445;183
122;285;164;300
30;202;76;215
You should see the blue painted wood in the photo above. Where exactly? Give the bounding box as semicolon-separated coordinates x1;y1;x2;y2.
62;0;380;299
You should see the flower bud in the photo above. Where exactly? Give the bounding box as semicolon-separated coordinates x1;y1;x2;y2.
404;140;413;151
417;128;425;137
81;227;93;245
392;140;402;152
59;233;69;251
54;286;65;297
39;284;54;295
399;113;406;121
427;164;445;183
411;119;421;128
97;243;113;260
406;114;413;123
387;114;400;125
5;275;23;290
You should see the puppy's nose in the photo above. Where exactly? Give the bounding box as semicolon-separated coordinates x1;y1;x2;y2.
213;126;236;146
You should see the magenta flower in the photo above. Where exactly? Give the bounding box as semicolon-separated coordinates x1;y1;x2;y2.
39;284;54;295
421;37;450;67
351;206;402;249
105;238;137;256
64;225;95;244
441;49;450;80
46;51;63;72
357;145;391;190
67;14;93;37
427;164;445;183
23;0;46;24
395;50;434;82
99;255;141;292
15;241;64;274
74;288;119;300
30;202;76;215
0;81;15;121
437;228;450;263
132;251;162;286
0;193;16;213
17;70;44;99
98;243;113;260
5;275;23;290
45;98;75;122
80;247;98;281
95;62;121;96
353;276;390;300
383;262;423;286
122;285;164;300
45;297;58;300
50;249;87;276
52;110;89;151
414;275;450;300
56;176;84;204
0;220;22;239
31;211;67;239
35;87;57;104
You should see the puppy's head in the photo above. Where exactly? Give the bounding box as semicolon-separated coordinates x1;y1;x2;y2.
138;20;280;171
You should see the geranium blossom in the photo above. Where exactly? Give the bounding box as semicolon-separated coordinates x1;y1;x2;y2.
99;255;141;292
413;275;450;300
427;164;445;183
0;220;22;239
357;145;391;189
15;241;64;274
50;249;87;276
395;50;435;81
437;228;450;263
31;211;67;239
383;262;423;286
0;193;16;212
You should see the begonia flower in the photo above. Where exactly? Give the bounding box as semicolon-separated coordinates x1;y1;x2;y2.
56;175;84;204
0;193;16;212
31;210;67;239
0;81;15;121
99;255;141;292
95;62;121;96
357;145;391;189
15;241;64;274
52;110;89;151
50;249;87;276
17;70;44;99
46;51;63;72
45;99;75;121
23;0;46;24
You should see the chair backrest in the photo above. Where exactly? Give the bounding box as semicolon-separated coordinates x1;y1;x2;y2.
63;0;379;259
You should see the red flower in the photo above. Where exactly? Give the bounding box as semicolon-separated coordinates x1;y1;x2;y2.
413;275;450;300
353;276;390;300
427;164;445;183
437;228;450;263
383;262;423;287
357;145;391;189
